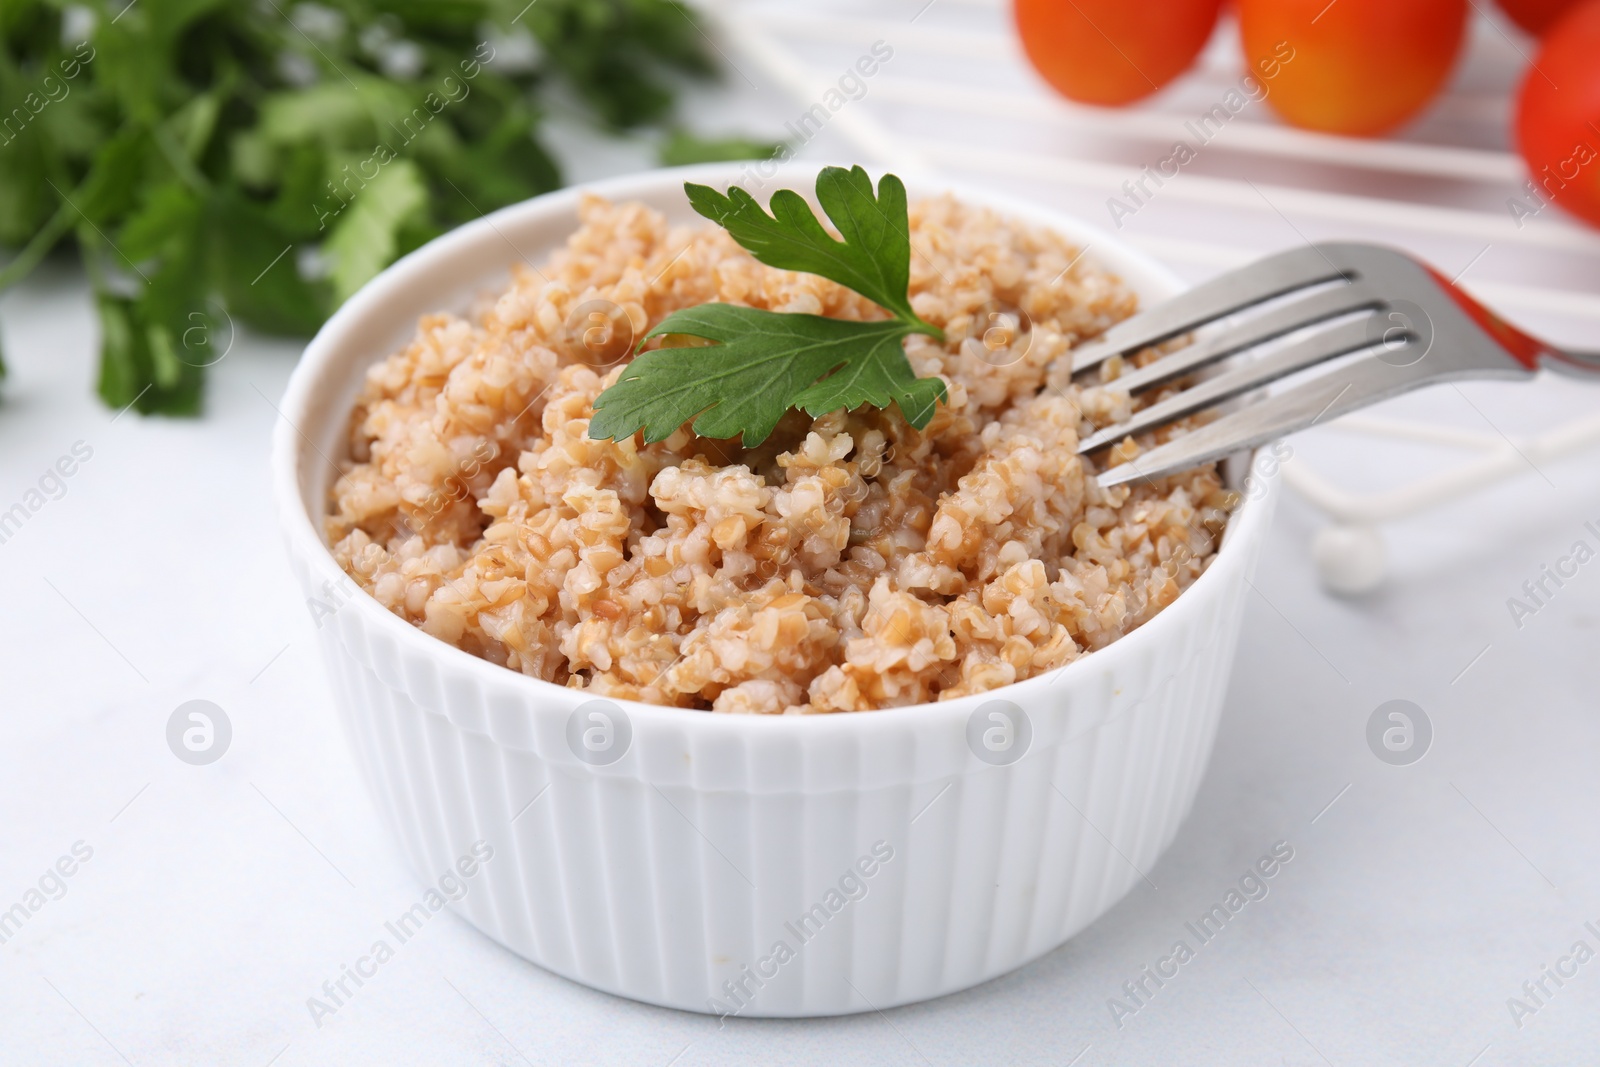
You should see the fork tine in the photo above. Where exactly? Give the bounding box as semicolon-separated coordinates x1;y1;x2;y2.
1094;346;1442;488
1079;315;1388;454
1101;283;1381;397
1070;245;1350;375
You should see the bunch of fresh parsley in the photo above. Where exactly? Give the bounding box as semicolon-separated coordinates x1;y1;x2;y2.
590;165;948;447
0;0;767;415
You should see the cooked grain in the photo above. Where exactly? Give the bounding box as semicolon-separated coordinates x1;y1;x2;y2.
327;193;1227;713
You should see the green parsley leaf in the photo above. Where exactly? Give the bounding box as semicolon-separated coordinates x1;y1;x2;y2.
94;290;205;416
215;191;329;336
589;167;948;446
684;165;939;334
590;304;944;445
658;129;784;167
118;181;203;264
323;161;430;305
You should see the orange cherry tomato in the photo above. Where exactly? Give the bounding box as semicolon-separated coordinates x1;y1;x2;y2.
1013;0;1226;107
1238;0;1468;136
1515;0;1600;228
1494;0;1585;35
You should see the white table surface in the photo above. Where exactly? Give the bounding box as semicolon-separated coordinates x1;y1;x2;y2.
3;59;1600;1067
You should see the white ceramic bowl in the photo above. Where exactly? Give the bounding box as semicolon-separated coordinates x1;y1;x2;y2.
272;163;1276;1017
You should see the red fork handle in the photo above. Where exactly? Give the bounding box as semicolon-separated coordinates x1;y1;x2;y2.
1424;265;1548;370
1423;265;1599;374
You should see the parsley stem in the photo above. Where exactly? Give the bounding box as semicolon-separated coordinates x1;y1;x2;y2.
154;125;211;194
0;201;76;294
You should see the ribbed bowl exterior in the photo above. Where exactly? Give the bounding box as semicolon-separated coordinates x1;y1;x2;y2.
273;163;1275;1016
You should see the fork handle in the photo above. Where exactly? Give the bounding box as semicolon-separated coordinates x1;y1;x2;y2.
1426;266;1600;378
1544;347;1600;377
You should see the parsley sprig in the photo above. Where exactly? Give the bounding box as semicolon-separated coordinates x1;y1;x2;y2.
0;0;761;415
588;166;948;447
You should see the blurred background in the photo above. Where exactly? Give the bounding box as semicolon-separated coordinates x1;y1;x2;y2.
2;1;1599;1064
3;0;1597;413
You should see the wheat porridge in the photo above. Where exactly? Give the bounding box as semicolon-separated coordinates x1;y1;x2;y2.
325;184;1229;713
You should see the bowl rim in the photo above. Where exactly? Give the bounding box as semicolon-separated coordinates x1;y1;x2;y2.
271;160;1275;735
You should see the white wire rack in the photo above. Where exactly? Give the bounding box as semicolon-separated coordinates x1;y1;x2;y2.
704;0;1600;592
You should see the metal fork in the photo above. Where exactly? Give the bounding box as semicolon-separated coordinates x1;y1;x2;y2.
1072;242;1600;489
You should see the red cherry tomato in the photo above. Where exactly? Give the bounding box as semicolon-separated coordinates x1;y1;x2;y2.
1013;0;1225;107
1238;0;1468;136
1515;0;1600;228
1494;0;1585;35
